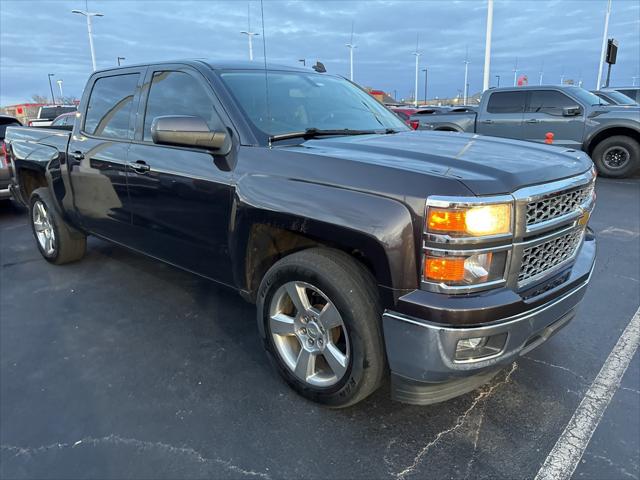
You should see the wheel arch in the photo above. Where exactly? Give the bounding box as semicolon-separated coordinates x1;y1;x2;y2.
585;126;640;155
231;176;418;306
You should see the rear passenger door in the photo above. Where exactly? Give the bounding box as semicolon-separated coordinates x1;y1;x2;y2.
521;89;585;148
67;69;144;242
126;65;235;284
477;91;526;139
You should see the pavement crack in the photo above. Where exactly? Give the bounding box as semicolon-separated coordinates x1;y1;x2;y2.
1;434;270;479
391;362;518;480
523;356;589;384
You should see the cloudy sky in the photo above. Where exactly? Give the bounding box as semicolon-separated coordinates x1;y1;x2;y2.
1;0;639;106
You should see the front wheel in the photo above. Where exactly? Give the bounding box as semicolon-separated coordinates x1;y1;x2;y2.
592;135;640;178
257;248;386;408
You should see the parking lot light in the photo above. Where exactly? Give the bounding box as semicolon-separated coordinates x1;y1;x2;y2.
72;8;104;71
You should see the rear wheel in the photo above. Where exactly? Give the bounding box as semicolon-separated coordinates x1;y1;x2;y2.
592;135;640;178
29;187;86;264
257;248;385;408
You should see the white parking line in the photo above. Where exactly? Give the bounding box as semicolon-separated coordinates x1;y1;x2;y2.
535;306;640;480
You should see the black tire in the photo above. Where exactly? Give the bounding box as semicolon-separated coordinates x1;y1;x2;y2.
592;135;640;178
257;248;386;408
29;187;86;264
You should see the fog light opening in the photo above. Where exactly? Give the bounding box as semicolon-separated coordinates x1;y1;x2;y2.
455;332;507;361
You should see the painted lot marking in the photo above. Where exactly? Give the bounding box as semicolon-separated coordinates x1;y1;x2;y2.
535;306;640;480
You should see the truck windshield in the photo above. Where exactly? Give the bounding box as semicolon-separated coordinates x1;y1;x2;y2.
566;87;609;106
219;70;408;137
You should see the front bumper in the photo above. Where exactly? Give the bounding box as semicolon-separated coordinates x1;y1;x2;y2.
382;233;596;405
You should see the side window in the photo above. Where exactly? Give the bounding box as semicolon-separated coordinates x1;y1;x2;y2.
527;90;576;116
486;92;526;114
143;71;222;142
84;73;139;139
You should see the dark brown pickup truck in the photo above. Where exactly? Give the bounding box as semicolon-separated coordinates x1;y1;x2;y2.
5;60;596;407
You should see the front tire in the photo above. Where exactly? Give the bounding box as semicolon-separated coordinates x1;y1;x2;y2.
29;187;86;264
257;248;386;408
592;135;640;178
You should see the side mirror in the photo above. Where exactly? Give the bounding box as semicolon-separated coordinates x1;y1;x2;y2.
151;115;229;152
562;105;582;117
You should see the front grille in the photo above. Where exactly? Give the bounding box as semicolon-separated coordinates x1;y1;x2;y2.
518;229;584;284
526;184;593;226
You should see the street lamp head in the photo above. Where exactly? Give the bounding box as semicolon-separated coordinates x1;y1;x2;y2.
48;73;55;77
71;9;83;14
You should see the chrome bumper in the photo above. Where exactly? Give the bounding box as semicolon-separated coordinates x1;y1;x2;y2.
383;235;596;405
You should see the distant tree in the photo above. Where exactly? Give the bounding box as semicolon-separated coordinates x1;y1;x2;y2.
31;94;50;103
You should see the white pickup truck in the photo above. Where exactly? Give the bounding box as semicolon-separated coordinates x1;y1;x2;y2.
27;105;77;127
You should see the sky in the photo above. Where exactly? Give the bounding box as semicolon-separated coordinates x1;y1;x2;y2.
1;0;639;106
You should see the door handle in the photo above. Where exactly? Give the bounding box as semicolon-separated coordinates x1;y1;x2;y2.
480;119;494;124
525;118;540;124
128;160;150;173
71;151;84;160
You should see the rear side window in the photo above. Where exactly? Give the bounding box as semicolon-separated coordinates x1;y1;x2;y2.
84;74;139;139
527;90;576;115
0;121;20;139
143;71;221;141
617;89;639;102
486;92;526;113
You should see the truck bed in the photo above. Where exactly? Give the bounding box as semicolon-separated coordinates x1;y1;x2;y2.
410;111;477;132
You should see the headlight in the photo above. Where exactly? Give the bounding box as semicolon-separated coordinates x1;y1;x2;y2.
424;250;507;286
427;203;512;237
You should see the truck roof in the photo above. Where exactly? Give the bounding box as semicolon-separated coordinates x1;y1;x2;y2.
486;85;584;92
93;59;310;74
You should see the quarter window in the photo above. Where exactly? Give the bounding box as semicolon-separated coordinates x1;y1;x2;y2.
527;90;576;116
84;74;139;139
486;92;526;114
143;71;222;142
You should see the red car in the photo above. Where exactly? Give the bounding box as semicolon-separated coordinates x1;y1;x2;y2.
389;106;419;129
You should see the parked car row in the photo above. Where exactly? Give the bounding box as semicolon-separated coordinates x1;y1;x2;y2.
412;85;640;178
5;60;597;407
1;114;22;201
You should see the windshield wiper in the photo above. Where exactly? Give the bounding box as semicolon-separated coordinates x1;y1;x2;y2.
269;128;393;144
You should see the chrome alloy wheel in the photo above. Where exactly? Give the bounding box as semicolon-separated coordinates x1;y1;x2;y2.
603;145;631;170
32;200;55;256
269;281;350;388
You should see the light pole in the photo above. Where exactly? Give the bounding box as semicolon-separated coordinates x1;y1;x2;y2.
47;74;56;104
240;3;259;61
482;0;494;92
596;0;613;90
413;51;421;107
463;57;469;104
539;62;544;85
422;68;428;104
56;79;64;102
298;59;305;66
495;75;500;87
512;57;518;86
346;22;356;82
72;7;103;71
117;56;125;66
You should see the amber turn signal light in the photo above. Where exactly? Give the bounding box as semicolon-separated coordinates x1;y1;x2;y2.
424;256;466;282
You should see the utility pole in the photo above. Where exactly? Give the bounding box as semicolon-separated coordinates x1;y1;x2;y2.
47;74;56;104
596;0;613;90
513;57;518;86
412;34;421;107
539;61;544;85
56;79;64;102
240;3;259;61
422;68;428;104
345;21;356;81
117;56;125;66
463;47;469;104
482;0;494;92
72;2;103;71
495;75;500;87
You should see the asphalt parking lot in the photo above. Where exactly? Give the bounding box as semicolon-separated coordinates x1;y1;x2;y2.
0;177;638;480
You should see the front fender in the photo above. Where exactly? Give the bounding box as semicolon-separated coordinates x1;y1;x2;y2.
231;174;418;295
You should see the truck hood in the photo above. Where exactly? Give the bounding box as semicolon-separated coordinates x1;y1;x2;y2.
300;131;592;195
